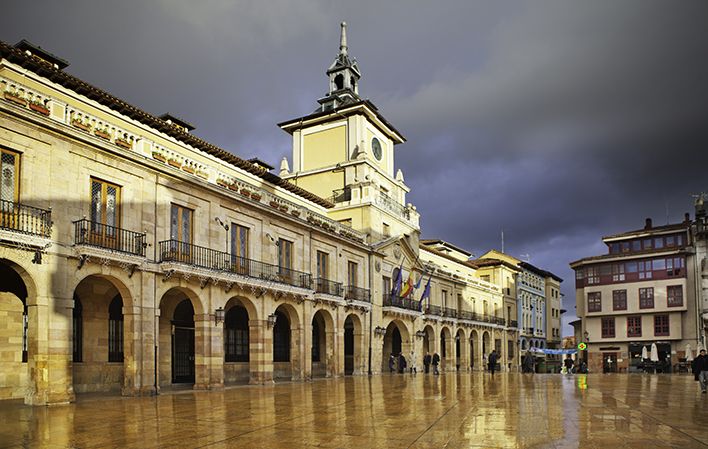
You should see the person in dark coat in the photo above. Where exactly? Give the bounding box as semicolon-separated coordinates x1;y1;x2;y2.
398;353;407;374
488;350;498;375
564;356;575;375
388;353;395;373
423;352;432;374
432;352;440;375
692;349;708;394
523;353;534;373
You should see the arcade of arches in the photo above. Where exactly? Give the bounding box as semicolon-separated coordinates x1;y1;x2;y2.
0;257;515;405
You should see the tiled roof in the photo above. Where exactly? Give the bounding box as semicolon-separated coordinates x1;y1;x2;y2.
0;40;333;209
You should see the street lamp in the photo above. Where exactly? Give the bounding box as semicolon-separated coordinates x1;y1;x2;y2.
583;331;589;342
415;330;426;339
214;217;229;253
267;313;278;328
214;307;225;326
374;326;386;336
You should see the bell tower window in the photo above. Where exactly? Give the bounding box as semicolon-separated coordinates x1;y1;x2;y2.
334;74;344;90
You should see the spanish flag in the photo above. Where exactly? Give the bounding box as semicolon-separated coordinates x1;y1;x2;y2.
400;273;414;298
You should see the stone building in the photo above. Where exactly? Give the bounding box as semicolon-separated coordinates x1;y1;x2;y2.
0;25;521;405
570;216;701;373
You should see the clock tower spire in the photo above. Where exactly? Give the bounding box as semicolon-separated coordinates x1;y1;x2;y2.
318;21;361;112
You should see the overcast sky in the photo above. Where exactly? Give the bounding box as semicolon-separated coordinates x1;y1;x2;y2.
3;1;708;335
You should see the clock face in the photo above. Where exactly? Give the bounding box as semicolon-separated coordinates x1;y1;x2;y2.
371;137;382;161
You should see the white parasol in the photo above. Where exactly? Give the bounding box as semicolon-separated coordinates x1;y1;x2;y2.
641;346;648;360
685;343;693;362
650;343;659;362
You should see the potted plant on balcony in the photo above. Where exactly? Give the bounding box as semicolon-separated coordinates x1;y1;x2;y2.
167;155;182;168
239;187;251;197
29;99;50;116
227;182;239;191
250;192;262;201
4;89;27;106
216;177;229;188
152;150;167;163
291;209;300;217
269;200;280;209
181;162;195;174
115;135;132;149
195;167;208;179
279;204;289;213
71;118;91;132
94;127;111;140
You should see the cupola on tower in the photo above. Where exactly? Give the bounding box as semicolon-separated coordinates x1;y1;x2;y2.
278;22;420;243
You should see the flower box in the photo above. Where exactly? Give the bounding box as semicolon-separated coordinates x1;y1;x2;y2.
269;201;279;208
71;119;91;132
279;205;289;212
250;192;262;201
152;152;167;163
216;179;229;187
182;165;195;174
196;171;208;179
4;92;27;106
239;188;251;197
227;183;239;191
94;129;111;140
29;103;50;116
115;138;132;149
291;209;301;217
168;159;181;168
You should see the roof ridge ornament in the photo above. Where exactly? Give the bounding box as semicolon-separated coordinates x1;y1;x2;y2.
339;21;348;56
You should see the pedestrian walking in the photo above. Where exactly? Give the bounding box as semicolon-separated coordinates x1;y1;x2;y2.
692;349;708;394
423;352;432;374
488;350;498;376
409;350;417;374
432;352;440;375
523;353;534;373
398;352;407;374
388;353;395;373
563;356;575;375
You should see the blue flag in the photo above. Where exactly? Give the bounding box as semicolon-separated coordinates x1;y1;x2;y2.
391;263;403;298
418;275;432;310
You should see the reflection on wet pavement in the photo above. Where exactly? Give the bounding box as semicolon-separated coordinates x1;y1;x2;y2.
1;373;707;448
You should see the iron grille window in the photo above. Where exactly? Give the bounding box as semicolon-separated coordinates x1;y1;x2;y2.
224;306;249;362
1;148;19;202
587;292;602;312
73;296;83;362
667;286;683;307
627;316;642;337
108;296;124;362
612;290;627;311
601;317;615;338
311;319;321;362
273;311;290;362
654;314;669;336
639;287;654;309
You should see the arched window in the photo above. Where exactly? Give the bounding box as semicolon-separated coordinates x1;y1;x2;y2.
225;306;249;362
73;295;82;362
108;296;123;362
273;311;290;362
334;74;344;90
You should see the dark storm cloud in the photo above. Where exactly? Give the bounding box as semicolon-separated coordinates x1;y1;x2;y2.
3;0;707;333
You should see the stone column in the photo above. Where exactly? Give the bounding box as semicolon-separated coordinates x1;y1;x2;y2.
249;319;273;384
193;314;211;390
25;296;75;405
209;318;225;390
328;328;341;377
122;307;141;396
291;323;304;381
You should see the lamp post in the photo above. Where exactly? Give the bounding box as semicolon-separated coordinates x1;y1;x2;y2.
214;217;229;253
214;307;225;326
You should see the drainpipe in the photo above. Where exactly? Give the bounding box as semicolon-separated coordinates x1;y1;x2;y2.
367;251;373;375
153;173;159;395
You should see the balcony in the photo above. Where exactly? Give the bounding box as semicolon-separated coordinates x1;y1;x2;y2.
314;278;342;296
383;295;420;312
423;305;442;316
73;219;146;257
375;192;410;220
345;285;371;303
442;307;458;318
509;320;519;328
0;199;52;239
158;239;312;290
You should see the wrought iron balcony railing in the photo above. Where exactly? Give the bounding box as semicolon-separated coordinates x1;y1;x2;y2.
383;295;420;311
331;187;352;203
0;199;52;237
458;310;474;321
314;278;342;296
509;320;519;328
73;219;146;257
345;285;371;303
423;305;442;316
442;307;458;318
375;192;410;220
158;239;312;289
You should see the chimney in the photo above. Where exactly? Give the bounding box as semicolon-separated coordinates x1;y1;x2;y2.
644;218;652;230
685;212;691;224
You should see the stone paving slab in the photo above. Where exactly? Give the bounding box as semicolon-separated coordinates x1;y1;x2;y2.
1;373;707;448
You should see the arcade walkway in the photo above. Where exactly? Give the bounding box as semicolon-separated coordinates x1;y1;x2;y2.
0;373;706;448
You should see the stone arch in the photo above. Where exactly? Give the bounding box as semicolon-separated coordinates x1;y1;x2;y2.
71;273;136;394
343;313;364;375
482;330;491;359
440;326;453;371
422;324;435;355
469;329;479;370
158;286;204;388
311;308;335;378
0;259;33;400
455;328;466;371
382;319;411;373
222;296;257;385
273;302;303;381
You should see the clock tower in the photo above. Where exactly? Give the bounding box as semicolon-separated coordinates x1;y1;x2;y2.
278;22;420;243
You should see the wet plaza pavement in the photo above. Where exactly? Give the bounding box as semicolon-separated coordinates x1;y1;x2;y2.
1;373;707;449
